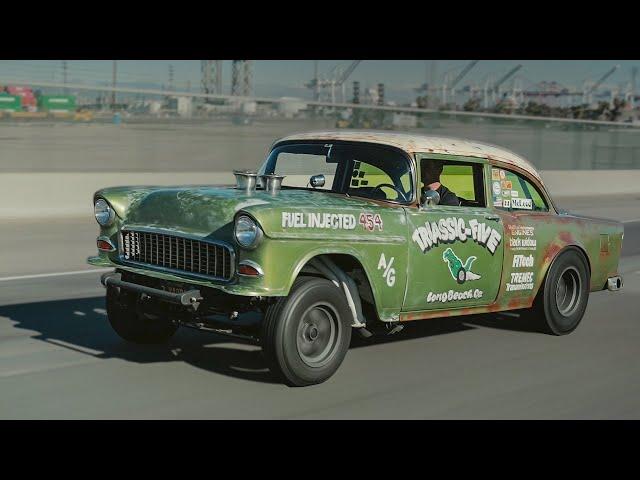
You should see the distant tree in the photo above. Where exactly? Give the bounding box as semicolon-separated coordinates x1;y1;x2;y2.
463;98;481;112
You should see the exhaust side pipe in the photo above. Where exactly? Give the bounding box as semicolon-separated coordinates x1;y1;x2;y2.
607;276;623;291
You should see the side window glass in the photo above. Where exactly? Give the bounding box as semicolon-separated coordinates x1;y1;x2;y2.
417;156;486;208
491;167;548;212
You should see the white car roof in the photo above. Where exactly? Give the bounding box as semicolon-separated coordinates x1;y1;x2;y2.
275;130;542;182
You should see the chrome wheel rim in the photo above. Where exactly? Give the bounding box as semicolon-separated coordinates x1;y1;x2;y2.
296;303;341;368
555;266;582;317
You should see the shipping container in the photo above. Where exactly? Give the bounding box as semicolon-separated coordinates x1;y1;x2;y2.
37;95;76;112
0;93;22;111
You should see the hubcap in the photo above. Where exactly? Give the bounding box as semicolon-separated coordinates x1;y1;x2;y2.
555;266;582;317
296;303;341;368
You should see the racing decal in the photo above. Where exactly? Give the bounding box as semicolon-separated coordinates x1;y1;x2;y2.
511;190;519;197
443;248;481;284
501;180;512;190
377;253;396;287
359;212;383;231
506;271;534;291
492;181;501;196
281;212;357;230
507;224;537;251
411;217;502;255
512;254;534;268
499;170;506;180
511;198;533;210
427;288;484;304
494;198;503;207
491;169;501;181
503;198;511;209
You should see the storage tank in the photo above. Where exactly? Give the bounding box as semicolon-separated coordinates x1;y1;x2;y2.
277;97;307;118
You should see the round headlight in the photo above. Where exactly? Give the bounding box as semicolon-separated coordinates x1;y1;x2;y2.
94;198;115;226
234;215;262;249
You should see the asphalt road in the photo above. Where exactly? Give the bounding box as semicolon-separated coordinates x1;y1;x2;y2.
1;199;639;419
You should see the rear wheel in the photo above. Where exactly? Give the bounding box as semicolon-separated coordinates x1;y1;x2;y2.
261;277;352;387
106;286;178;344
528;249;590;335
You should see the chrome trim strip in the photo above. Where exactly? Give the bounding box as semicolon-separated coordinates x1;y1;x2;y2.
268;232;406;243
117;227;236;283
238;260;265;277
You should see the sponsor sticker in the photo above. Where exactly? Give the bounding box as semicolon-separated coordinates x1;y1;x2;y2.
492;169;501;180
507;224;537;251
492;181;501;195
511;198;533;210
411;217;502;255
501;180;512;190
512;254;534;268
506;271;534;291
503;199;511;209
499;170;506;180
511;190;519;197
494;198;503;207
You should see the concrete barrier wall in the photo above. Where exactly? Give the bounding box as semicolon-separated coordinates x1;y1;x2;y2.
1;170;640;219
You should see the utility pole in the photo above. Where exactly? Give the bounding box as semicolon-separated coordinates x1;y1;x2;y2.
111;60;117;109
429;60;438;108
62;61;68;95
313;60;320;101
168;64;175;92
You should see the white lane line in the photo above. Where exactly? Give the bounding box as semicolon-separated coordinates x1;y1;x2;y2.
623;219;640;223
0;269;112;283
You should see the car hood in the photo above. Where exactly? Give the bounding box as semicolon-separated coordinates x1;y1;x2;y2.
96;185;383;238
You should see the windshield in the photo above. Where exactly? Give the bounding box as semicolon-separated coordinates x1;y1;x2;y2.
259;142;414;203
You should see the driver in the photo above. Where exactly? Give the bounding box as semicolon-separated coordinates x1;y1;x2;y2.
420;159;460;206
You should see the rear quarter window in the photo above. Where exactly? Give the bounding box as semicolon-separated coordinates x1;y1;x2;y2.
491;167;548;212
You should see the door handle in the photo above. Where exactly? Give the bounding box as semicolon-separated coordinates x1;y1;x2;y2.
484;214;501;221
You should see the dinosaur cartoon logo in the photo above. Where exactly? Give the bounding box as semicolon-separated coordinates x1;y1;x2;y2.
442;247;482;284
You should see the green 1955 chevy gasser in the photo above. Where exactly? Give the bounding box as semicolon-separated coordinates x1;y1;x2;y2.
88;131;624;386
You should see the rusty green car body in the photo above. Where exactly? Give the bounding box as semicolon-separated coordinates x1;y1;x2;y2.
88;131;623;386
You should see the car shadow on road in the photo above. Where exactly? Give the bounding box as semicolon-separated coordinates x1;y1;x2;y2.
0;297;546;385
0;296;278;384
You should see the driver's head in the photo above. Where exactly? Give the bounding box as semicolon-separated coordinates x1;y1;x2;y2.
421;159;445;186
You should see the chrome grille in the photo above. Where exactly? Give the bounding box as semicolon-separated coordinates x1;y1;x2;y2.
120;230;233;280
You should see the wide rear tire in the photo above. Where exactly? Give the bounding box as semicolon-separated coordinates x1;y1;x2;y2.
261;277;352;387
106;286;178;344
528;249;590;335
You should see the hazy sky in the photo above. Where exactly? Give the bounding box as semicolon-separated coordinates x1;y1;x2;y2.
0;60;636;101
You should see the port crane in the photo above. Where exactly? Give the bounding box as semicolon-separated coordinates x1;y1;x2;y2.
441;60;479;105
306;61;362;104
583;64;620;105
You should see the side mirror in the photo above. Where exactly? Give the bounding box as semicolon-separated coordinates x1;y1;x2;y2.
420;189;440;208
309;174;325;188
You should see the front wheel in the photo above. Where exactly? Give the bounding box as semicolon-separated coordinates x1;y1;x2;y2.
106;286;178;344
261;277;352;387
527;249;590;335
